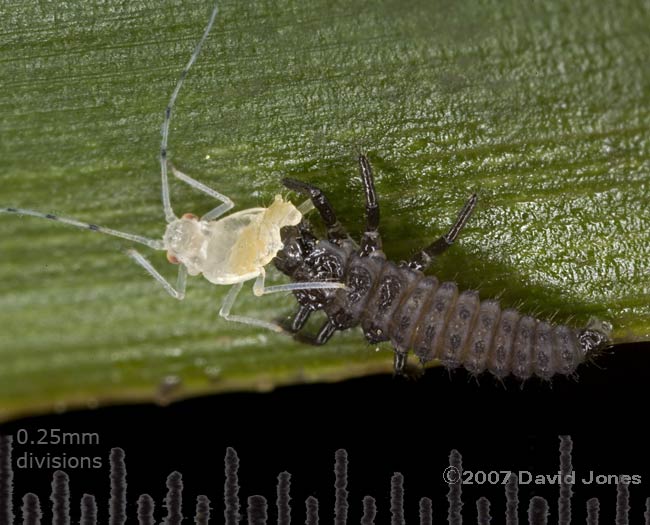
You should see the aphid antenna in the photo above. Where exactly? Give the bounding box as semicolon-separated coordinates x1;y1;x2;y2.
160;0;221;223
0;207;164;251
3;1;223;252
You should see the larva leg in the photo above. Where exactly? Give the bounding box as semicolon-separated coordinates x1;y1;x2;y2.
393;350;424;379
393;351;408;376
313;320;337;345
287;305;312;332
408;193;478;271
219;282;285;333
281;178;349;242
358;154;382;256
170;165;235;221
126;249;187;300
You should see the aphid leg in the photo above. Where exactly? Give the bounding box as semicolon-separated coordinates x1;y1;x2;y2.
407;193;478;271
252;267;345;297
219;282;285;333
296;199;315;215
126;249;187;300
169;165;235;221
219;270;344;333
160;0;220;223
358;154;382;256
281;178;349;242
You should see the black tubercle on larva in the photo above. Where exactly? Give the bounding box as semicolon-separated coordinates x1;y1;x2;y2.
275;155;612;379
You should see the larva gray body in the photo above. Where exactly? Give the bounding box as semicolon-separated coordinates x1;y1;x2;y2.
275;154;611;378
278;238;606;380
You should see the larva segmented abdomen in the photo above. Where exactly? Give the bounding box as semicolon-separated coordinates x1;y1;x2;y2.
346;258;601;379
392;278;589;379
291;241;608;380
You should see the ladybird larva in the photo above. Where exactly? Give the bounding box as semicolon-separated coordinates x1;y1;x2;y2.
276;155;612;378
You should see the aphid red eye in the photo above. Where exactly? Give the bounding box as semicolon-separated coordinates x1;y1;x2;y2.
182;213;199;220
167;251;180;264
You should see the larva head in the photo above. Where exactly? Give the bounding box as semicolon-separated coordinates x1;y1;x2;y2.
578;317;613;359
163;213;206;274
274;221;345;311
274;222;317;276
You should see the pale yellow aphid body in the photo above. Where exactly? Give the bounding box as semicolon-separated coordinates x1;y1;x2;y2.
164;195;302;286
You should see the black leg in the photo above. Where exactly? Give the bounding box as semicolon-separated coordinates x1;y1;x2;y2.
289;305;312;333
393;351;408;376
290;319;337;346
408;193;478;271
358;155;382;256
315;320;337;345
392;351;425;380
282;178;348;241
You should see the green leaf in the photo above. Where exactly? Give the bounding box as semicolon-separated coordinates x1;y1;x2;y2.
1;0;648;422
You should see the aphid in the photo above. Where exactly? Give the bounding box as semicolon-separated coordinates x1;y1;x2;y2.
275;155;613;378
0;1;343;333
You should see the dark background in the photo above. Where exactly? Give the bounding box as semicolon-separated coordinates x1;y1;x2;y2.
1;341;649;523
